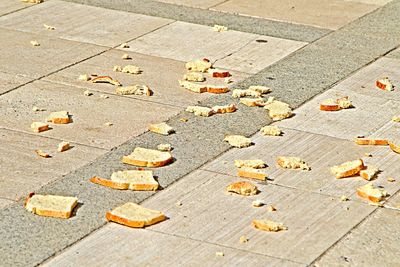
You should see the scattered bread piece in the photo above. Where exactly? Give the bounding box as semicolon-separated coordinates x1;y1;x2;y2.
376;77;394;91
234;159;266;169
22;0;44;3
183;72;205;82
340;195;349;201
83;90;93;96
115;85;152;96
179;118;188;122
35;149;50;158
320;99;340;111
121;54;131;60
149;122;174;135
355;137;388;146
106;202;166;228
46;111;71;124
78;74;90;81
337;96;353;109
239;235;248;243
186;106;214;117
357;183;388;202
157;143;172;152
111;170;159;191
213;25;228;32
31;122;49;133
32;106;45;112
122;65;141;74
240;97;267;107
387;177;396;182
99;94;109;99
389;141;400;154
237;167;267;181
215;252;224;257
25;194;78;219
122;147;173;167
92;76;121;86
179;80;207;93
207;85;230;94
208;69;230;78
211;103;236;114
266;205;276;212
248;86;271;94
260;125;282;136
104;122;113;126
252;200;264;207
175;201;183;207
392;116;400;122
224;135;252;148
264;100;293;121
185;59;212;72
224;77;233;84
57;141;70;152
226;181;258;196
120;43;129;48
252;219;287;232
277;157;310;171
113;65;122;72
43;24;55;30
360;166;379;181
30;40;40;46
232;89;262;98
90;176;129;190
330;159;364;179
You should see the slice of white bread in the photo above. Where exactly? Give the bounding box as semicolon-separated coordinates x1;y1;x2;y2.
212;104;236;114
148;122;174;135
224;135;252;148
208;68;230;78
91;76;121;86
376;77;394;91
264;100;293;121
260;125;282;136
320;99;340;111
277;156;310;171
232;89;262;98
186;106;214;117
237;167;267;181
46;111;71;124
185;59;212;72
116;85;152;96
183;72;205;82
25;194;78;219
226;181;258;196
252;219;287;232
121;65;141;74
389;141;400;154
31;122;49;133
106;202;166;228
357;183;388;202
360;166;379;181
179;80;207;93
234;159;266;169
330;159;364;179
111;170;159;191
122;147;173;167
355;138;388;146
240;98;267;107
57;141;70;152
90;176;130;190
248;85;271;94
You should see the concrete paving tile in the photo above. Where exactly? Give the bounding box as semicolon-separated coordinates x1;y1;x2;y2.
0;28;106;79
344;0;392;5
44;49;250;107
0;0;173;47
212;0;380;30
0;80;181;149
155;0;227;9
142;169;375;264
0;198;14;209
386;47;400;60
0;71;33;95
0;128;106;201
0;0;33;16
43;224;303;267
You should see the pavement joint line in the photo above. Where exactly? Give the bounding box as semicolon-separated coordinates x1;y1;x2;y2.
208;0;230;9
0;1;46;18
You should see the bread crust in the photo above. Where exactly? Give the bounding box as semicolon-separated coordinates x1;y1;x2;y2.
90;176;129;190
91;75;121;86
237;168;266;181
320;103;341;111
389;142;400;154
207;86;229;94
122;155;173;167
106;211;166;228
355;138;388;146
51;117;71;124
211;71;230;78
356;189;383;203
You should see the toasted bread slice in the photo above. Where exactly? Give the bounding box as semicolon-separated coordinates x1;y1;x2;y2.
46;111;71;124
226;181;258;196
237;167;267;181
234;159;266;169
357;183;388;202
360;166;379;181
355;138;388;146
320;99;340;111
260;125;282;136
389;141;400;154
186;106;214;117
224;135;252;148
240;98;267;107
212;104;236;114
179;80;207;93
232;89;262;98
149;122;174;135
25;194;78;219
207;85;230;94
90;176;130;190
330;159;364;178
31;122;49;133
264;100;293;121
183;72;205;82
185;59;212;72
252;219;287;232
122;147;173;167
277;156;310;171
106;202;166;228
111;170;158;191
57;141;70;152
116;85;152;96
91;76;121;86
248;86;271;94
208;69;230;78
376;77;394;91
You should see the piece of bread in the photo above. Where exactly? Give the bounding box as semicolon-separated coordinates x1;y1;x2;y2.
78;74;90;81
31;122;49;133
234;159;266;169
91;76;121;86
157;143;172;151
320;99;341;111
240;98;267;107
264;100;293;121
206;85;230;94
185;59;212;72
392;116;400;122
211;104;236;114
226;181;258;196
90;176;130;190
389;141;400;154
121;65;141;74
179;80;207;93
57;141;70;152
252;219;287;232
122;147;173;167
224;135;252;148
277;156;310;171
355;138;388;146
121;54;131;60
232;89;262;98
35;149;50;158
111;170;159;191
337;96;353;109
252;200;264;207
376;77;394;91
183;72;205;82
30;40;40;46
106;202;166;228
186;106;214;117
330;159;364;178
46;111;71;124
25;193;78;219
260;125;282;136
237;167;267;181
113;65;122;72
149;122;174;135
116;85;152;96
248;86;271;94
212;25;228;32
208;69;230;78
360;166;379;181
357;183;388;202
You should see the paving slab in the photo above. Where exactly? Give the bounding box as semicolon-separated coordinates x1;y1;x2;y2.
0;198;14;209
155;0;226;9
43;224;303;267
212;0;380;30
386;47;400;60
0;80;181;149
45;49;250;107
0;71;33;95
0;27;107;79
0;0;173;47
0;128;106;201
0;0;35;16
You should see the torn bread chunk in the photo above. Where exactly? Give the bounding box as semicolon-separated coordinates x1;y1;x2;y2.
111;170;159;191
186;106;214;117
355;137;388;146
360;166;379;181
43;24;55;30
30;40;40;46
25;194;78;219
35;149;50;158
357;183;388;203
91;76;121;86
57;141;70;152
183;72;205;82
90;176;129;190
240;98;267;107
337;96;353;109
122;65;141;75
157;143;172;152
252;200;264;207
237;167;267;181
83;90;93;96
260;125;282;136
121;54;131;60
179;80;207;93
248;86;271;94
106;202;166;228
208;69;230;78
252;219;287;232
211;104;236;114
226;181;258;196
224;135;252;148
31;122;49;133
232;89;262;98
116;85;152;96
264;100;293;121
46;111;71;124
78;74;90;81
392;116;400;122
234;159;266;169
113;65;122;72
149;122;174;135
122;147;173;167
376;77;394;91
120;43;129;48
277;157;310;171
207;85;230;94
213;25;228;32
389;141;400;154
330;159;364;179
185;59;212;72
320;99;340;111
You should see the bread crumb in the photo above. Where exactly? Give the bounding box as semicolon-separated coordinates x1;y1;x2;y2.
213;25;228;32
121;54;131;60
113;65;122;72
57;141;70;152
43;24;55;30
340;195;349;202
239;235;248;243
364;153;372;157
31;122;49;133
260;125;282;136
83;90;93;96
175;201;182;207
30;40;40;46
252;200;264;207
78;74;90;81
387;177;396;182
266;205;276;212
277;156;310;171
122;65;141;74
252;219;287;232
32;106;45;112
35;149;50;158
392;116;400;122
104;122;113;126
224;77;233;84
215;252;224;257
120;43;129;48
157;143;172;152
100;94;109;99
179;118;188;122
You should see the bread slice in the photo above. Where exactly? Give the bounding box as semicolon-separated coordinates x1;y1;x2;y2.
226;181;258;196
186;106;214;117
183;72;205;82
111;170;158;191
237;167;267;181
260;125;282;136
31;122;49;133
122;147;173;167
90;176;130;190
320;99;340;111
208;69;230;78
185;59;212;72
330;159;364;179
277;156;310;171
389;141;400;154
206;85;230;94
355;138;388;146
252;219;287;232
121;65;141;74
106;202;166;228
57;141;70;152
115;85;152;96
46;111;71;124
264;100;293;121
376;77;394;91
179;80;207;93
25;194;78;219
224;135;252;148
240;98;267;107
360;166;379;181
248;86;271;94
212;104;236;114
357;183;388;202
148;122;174;135
234;159;266;169
232;89;262;98
91;75;121;86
